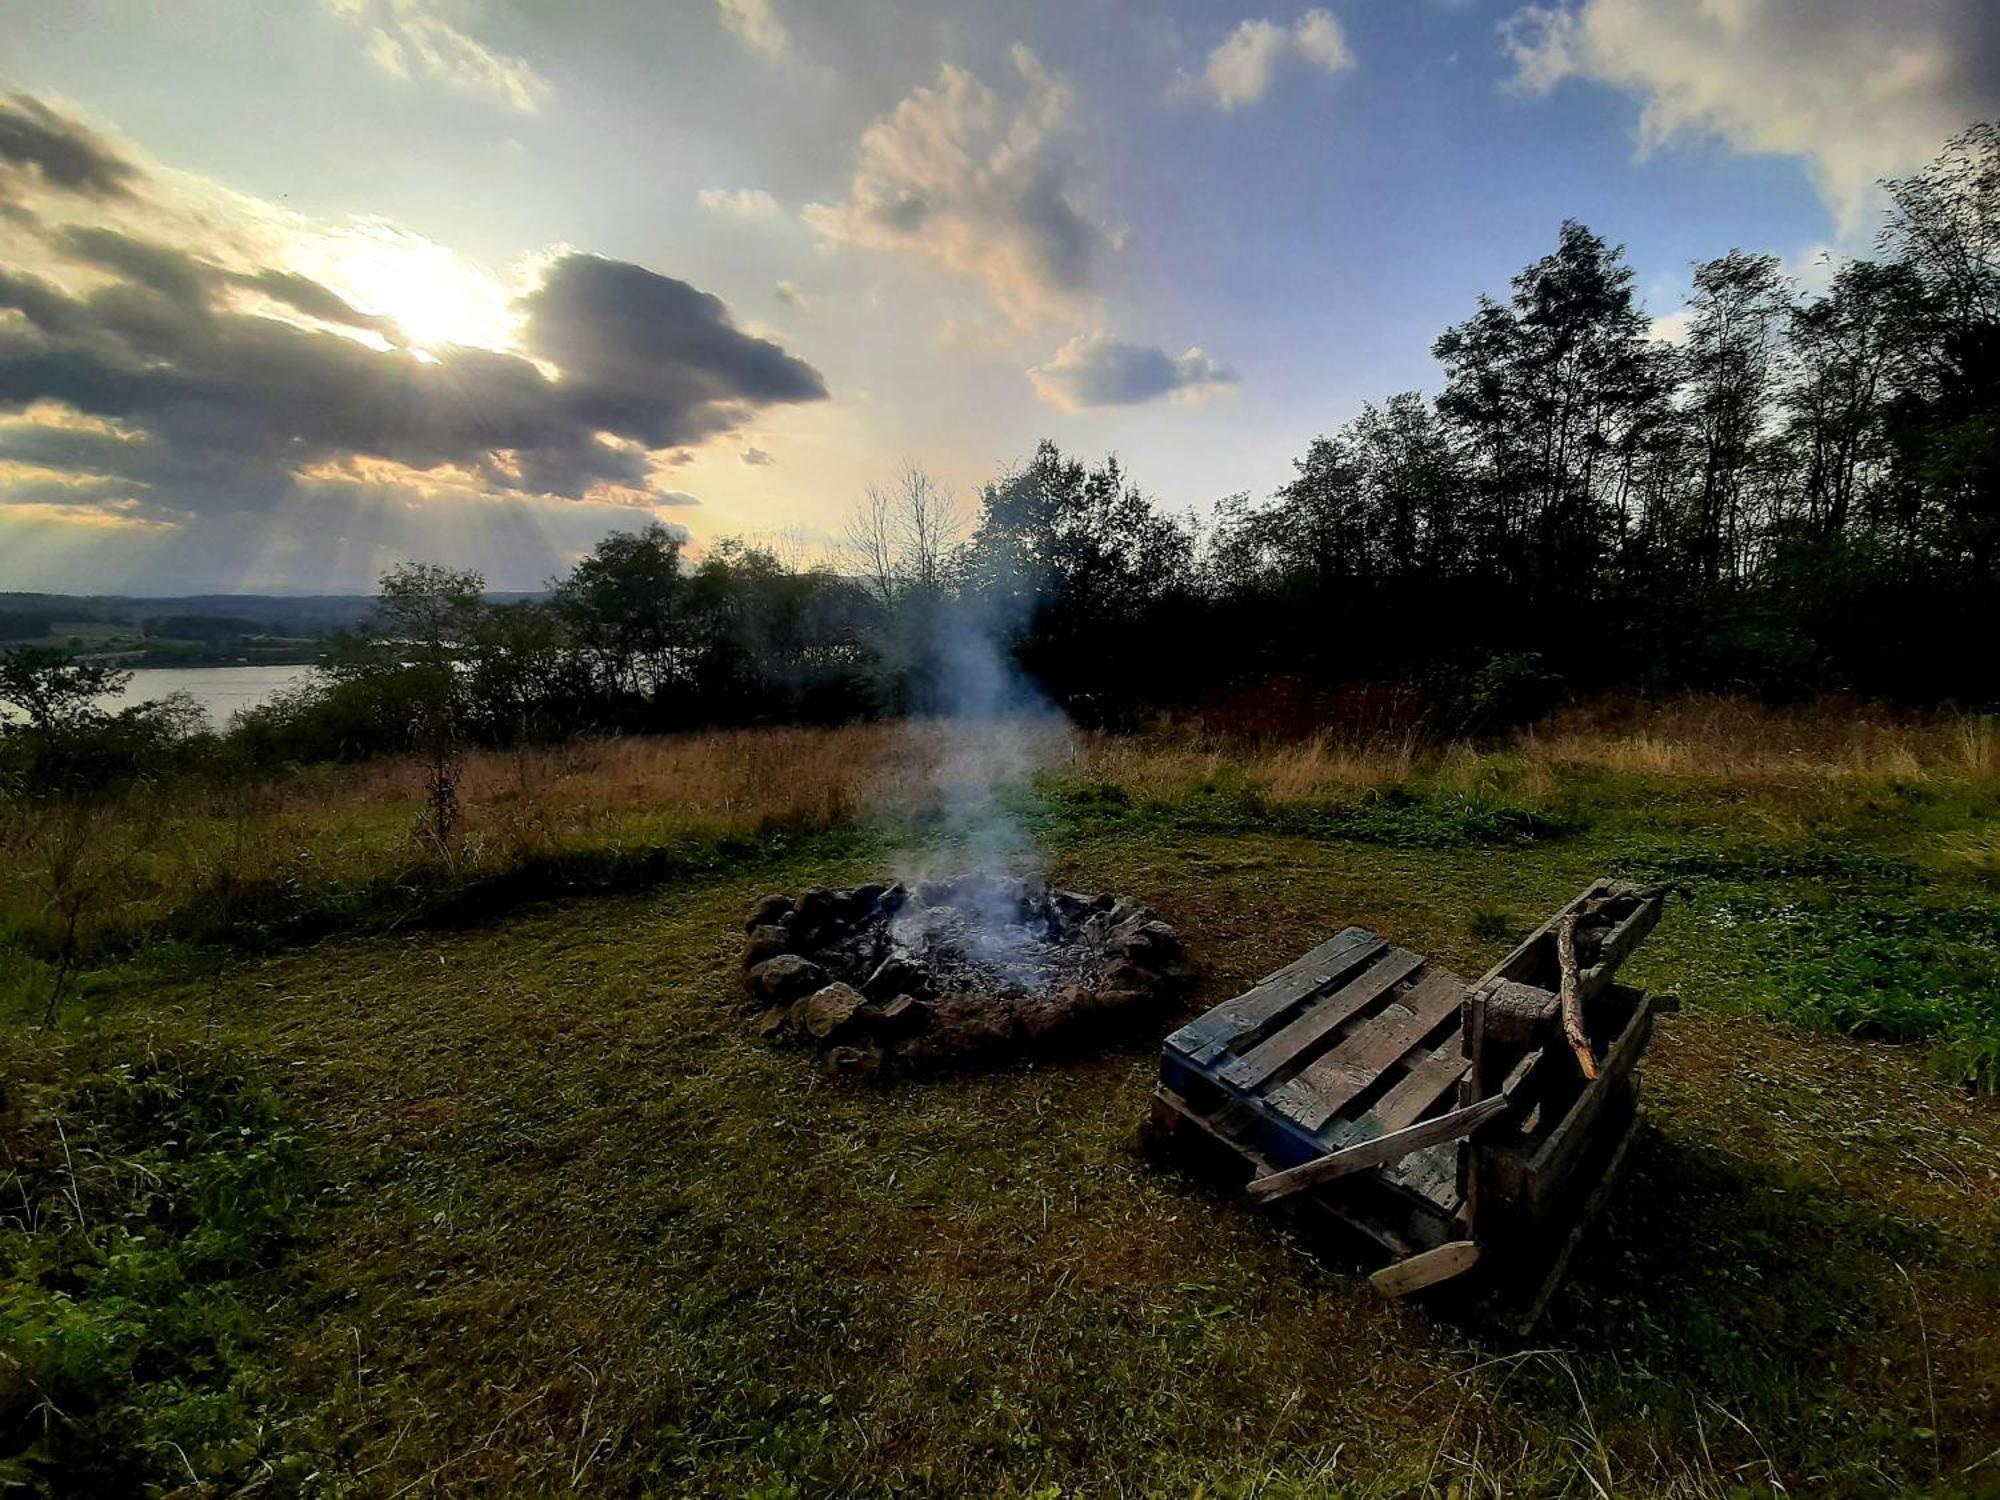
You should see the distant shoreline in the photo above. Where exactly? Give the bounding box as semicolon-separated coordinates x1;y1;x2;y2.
70;647;328;670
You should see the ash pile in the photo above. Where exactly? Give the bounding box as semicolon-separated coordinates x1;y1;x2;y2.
740;875;1192;1076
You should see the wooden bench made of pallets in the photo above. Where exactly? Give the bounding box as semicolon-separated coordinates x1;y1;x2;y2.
1150;878;1668;1327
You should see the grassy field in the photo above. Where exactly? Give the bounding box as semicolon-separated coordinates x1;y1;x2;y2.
3;699;1998;1495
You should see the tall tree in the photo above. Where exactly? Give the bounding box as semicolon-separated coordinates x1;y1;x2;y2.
1780;259;1916;542
1680;250;1792;582
1434;221;1668;601
1878;122;2000;572
960;441;1194;704
551;522;687;698
843;464;966;609
331;563;488;852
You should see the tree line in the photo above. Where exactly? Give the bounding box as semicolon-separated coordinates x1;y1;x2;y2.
5;122;1997;796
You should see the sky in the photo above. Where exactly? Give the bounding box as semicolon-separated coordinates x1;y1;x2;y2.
2;0;1996;595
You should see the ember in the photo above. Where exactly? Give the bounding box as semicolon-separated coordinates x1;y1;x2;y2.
741;875;1191;1075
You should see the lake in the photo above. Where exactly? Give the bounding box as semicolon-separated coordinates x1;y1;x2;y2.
99;664;316;727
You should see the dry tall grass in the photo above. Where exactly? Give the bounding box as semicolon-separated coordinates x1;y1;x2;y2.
214;695;2000;838
1082;696;1995;804
3;696;1991;964
1524;694;1997;781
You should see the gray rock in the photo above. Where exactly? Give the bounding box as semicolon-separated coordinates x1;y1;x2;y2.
801;981;867;1041
861;953;926;1001
741;924;793;969
748;954;828;1004
745;893;794;932
825;1040;883;1078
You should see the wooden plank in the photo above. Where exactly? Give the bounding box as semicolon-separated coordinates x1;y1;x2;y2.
1460;975;1487;1110
1502;1097;1642;1335
1523;998;1651;1214
1165;928;1381;1065
1151;1089;1417;1257
1472;879;1611;990
1383;1141;1462;1213
1246;1094;1509;1204
1217;948;1425;1091
1319;1036;1469;1161
1368;1038;1470;1133
1370;1239;1480;1298
1573;896;1663;1006
1272;967;1468;1131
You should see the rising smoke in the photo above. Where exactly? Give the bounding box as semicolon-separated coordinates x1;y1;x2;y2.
898;592;1072;939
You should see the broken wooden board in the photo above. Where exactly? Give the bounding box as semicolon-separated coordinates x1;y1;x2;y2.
1371;1240;1480;1298
1246;1094;1508;1203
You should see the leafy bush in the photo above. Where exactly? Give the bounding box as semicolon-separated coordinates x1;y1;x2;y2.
0;1044;316;1492
223;673;418;767
1454;652;1568;736
1753;895;2000;1091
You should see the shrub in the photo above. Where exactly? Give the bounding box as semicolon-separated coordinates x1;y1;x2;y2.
0;1043;315;1491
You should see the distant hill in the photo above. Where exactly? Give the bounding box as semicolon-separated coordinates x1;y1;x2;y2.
0;591;549;665
0;591;547;638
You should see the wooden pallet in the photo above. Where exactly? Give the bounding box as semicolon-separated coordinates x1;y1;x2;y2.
1149;879;1667;1324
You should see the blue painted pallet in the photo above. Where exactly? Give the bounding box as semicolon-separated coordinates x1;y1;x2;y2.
1158;927;1473;1233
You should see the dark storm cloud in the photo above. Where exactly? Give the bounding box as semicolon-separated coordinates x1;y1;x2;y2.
0;235;829;517
519;254;826;451
0;93;141;209
42;225;396;333
59;225;211;304
0;266;91;336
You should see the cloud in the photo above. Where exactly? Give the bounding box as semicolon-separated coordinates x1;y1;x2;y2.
1195;10;1355;112
521;255;826;445
740;447;775;465
1502;0;2000;227
0;93;828;550
1027;332;1238;410
716;0;788;59
1293;10;1354;72
773;279;813;308
804;46;1116;325
1648;307;1693;346
0;93;140;214
697;186;782;219
328;0;554;114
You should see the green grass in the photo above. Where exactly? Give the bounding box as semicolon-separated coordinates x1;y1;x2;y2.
3;752;1999;1494
0;1041;317;1492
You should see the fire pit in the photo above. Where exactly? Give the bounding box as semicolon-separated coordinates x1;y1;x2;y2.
740;875;1191;1075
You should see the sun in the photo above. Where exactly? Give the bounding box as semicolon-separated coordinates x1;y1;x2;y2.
300;221;520;354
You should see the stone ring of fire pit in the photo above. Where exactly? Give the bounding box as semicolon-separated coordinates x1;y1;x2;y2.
741;875;1192;1076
